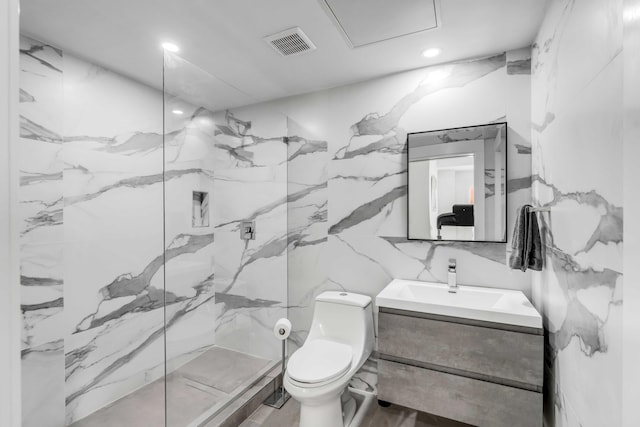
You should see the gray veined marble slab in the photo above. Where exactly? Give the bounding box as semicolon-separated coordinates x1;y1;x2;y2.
19;38;68;427
286;117;330;357
531;1;624;425
211;108;288;362
22;340;65;427
213;111;288;169
341;55;506;143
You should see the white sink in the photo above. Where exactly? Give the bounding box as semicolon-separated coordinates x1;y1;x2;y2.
376;279;542;329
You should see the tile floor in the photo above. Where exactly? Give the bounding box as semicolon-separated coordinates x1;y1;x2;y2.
240;397;472;427
70;346;274;427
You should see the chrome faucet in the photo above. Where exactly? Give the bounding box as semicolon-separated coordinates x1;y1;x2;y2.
448;259;457;293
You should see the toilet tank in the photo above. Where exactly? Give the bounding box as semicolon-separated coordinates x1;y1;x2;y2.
306;292;375;365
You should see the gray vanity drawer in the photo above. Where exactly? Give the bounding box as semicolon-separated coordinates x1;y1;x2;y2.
378;311;543;390
378;360;542;427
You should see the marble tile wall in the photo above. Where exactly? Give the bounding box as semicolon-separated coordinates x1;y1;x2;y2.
329;48;533;393
162;97;217;372
62;49;168;425
623;1;640;426
19;36;218;425
323;48;533;302
19;36;66;427
232;47;534;393
211;107;288;361
286;117;328;350
160;102;217;408
531;1;624;426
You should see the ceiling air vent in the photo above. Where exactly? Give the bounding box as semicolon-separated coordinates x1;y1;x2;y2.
264;27;316;57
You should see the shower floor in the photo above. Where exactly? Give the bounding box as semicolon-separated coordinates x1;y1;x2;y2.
70;346;276;427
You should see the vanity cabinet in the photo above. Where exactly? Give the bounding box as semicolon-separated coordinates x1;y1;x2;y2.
377;307;543;427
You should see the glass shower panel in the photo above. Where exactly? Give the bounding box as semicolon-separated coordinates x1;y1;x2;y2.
162;52;217;426
18;34;167;425
162;53;286;426
60;53;167;426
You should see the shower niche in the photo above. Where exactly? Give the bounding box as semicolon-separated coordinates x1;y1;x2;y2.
192;191;210;227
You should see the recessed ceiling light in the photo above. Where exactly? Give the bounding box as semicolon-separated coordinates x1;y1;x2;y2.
162;42;180;52
422;48;441;58
172;109;184;115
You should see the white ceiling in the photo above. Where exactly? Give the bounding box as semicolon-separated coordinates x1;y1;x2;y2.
20;0;548;111
321;0;438;47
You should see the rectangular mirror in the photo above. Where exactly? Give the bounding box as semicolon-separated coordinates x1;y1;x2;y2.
407;122;507;242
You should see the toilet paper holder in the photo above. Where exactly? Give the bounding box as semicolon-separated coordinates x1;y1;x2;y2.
264;318;292;409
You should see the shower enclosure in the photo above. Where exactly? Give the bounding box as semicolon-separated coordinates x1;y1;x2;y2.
19;33;288;426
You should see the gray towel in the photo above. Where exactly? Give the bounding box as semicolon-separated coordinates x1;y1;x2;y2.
509;205;543;271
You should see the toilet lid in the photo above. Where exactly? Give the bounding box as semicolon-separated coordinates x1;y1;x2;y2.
287;339;352;384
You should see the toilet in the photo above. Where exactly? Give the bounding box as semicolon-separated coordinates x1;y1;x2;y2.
284;291;375;427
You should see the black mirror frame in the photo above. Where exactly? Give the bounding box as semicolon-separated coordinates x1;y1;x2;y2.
406;122;508;243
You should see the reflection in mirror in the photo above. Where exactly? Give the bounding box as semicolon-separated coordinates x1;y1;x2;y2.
407;123;507;242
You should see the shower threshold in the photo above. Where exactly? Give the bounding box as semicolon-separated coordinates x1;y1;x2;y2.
70;346;278;427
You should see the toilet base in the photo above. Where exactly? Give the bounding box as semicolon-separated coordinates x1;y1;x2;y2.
342;392;356;426
346;388;375;427
299;396;343;427
297;388;375;427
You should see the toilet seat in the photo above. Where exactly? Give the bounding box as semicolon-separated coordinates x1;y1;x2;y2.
287;339;352;386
